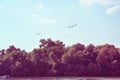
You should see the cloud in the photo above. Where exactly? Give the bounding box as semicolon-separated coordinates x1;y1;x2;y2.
36;3;44;9
80;0;120;15
29;14;38;18
80;0;120;6
80;0;97;6
40;18;56;25
105;5;120;14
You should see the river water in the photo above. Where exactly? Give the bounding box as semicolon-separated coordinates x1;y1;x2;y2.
0;77;120;80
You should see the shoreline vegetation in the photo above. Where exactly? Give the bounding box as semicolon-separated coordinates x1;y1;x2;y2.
0;38;120;77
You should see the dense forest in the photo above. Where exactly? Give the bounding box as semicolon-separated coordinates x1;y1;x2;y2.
0;38;120;77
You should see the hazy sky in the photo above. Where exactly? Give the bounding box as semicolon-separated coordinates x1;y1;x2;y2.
0;0;120;51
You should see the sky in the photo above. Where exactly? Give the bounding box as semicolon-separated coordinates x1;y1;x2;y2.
0;0;120;51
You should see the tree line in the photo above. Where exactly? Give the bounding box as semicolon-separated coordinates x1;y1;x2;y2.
0;38;120;77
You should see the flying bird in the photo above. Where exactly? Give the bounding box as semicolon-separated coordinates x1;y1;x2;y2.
37;32;41;35
67;24;77;28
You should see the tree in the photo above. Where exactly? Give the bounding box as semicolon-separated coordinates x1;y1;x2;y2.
96;44;120;76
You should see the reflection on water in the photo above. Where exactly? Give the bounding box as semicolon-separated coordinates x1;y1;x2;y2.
0;77;120;80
